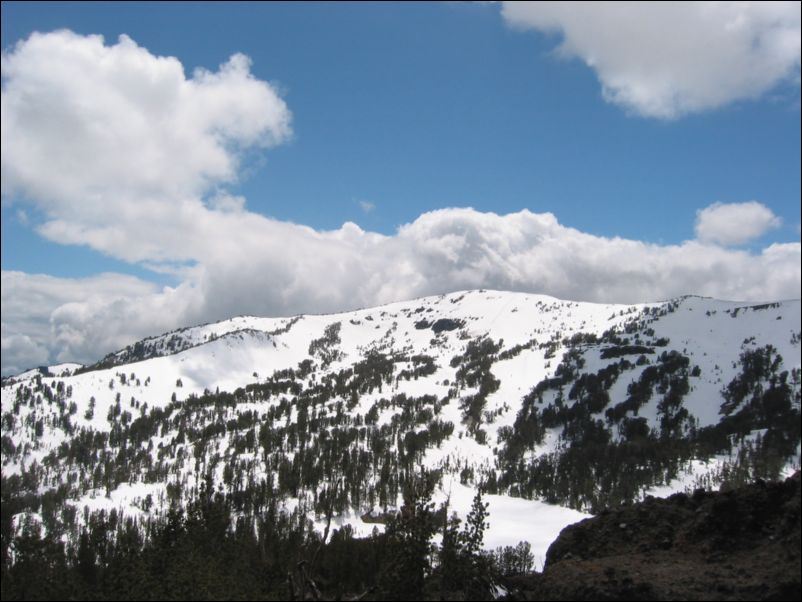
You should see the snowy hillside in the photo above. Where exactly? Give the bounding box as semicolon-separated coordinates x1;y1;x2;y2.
2;290;800;563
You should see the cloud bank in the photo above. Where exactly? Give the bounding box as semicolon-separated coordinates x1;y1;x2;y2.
3;205;799;374
500;1;801;118
1;30;800;374
1;271;160;374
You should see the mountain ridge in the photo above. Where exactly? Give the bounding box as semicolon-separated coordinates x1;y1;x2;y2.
2;289;800;565
7;290;794;380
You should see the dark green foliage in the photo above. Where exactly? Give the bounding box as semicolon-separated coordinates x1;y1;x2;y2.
720;345;783;415
414;318;464;333
451;337;503;435
600;345;654;359
695;345;800;473
492;540;535;576
431;318;464;334
380;476;438;600
457;491;494;599
308;321;343;366
2;480;503;601
434;490;497;600
498;338;799;512
397;354;437;381
500;344;702;511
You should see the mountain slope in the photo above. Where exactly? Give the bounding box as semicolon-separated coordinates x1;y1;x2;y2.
2;290;800;563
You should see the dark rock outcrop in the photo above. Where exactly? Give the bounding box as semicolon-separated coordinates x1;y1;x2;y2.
505;473;801;601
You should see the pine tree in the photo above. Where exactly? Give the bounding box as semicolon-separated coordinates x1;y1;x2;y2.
380;475;437;600
459;490;494;599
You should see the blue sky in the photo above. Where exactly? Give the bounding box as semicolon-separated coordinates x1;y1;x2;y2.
1;1;800;373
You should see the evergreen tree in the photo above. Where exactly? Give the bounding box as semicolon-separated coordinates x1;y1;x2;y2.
380;476;437;600
459;490;494;599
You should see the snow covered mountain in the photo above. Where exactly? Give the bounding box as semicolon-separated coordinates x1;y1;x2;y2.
2;290;800;563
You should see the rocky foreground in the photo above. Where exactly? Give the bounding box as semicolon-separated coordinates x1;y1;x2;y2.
504;472;801;601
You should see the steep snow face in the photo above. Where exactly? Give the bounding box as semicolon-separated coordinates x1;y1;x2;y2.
2;290;800;562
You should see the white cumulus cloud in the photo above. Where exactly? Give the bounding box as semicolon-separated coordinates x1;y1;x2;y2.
500;1;801;118
1;30;292;265
695;201;782;246
1;30;800;376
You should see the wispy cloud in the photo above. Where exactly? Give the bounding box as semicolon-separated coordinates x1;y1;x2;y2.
358;199;376;214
